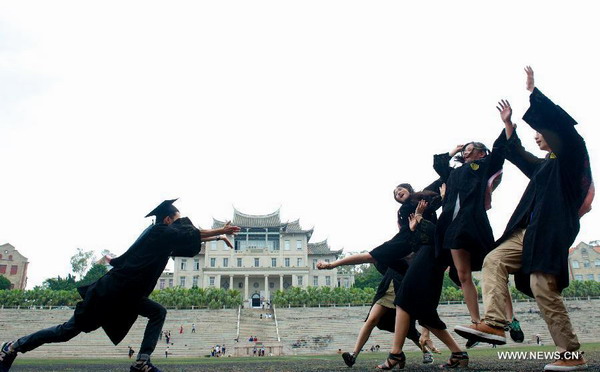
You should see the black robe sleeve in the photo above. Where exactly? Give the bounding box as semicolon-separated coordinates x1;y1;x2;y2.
433;153;453;181
504;130;544;179
523;87;591;207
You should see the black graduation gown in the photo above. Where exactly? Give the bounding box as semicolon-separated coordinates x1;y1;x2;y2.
433;131;507;271
74;217;202;345
369;178;443;273
496;88;593;297
363;268;421;345
394;218;451;330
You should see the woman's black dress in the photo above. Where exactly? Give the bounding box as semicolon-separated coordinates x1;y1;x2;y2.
433;131;507;271
394;218;451;330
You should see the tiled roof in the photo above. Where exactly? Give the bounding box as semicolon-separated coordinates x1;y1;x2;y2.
308;239;342;255
212;210;313;240
568;241;600;255
282;219;314;239
213;208;281;228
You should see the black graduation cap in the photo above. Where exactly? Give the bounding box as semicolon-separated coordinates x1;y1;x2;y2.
145;198;179;220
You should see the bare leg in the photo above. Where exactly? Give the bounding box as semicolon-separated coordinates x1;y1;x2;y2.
353;304;388;355
451;249;480;323
390;306;411;354
428;327;462;353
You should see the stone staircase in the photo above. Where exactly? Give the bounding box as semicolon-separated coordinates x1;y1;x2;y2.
1;299;598;358
238;308;279;343
0;308;238;359
275;299;600;355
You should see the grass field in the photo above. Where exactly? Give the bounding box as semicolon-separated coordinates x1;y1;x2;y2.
11;343;600;371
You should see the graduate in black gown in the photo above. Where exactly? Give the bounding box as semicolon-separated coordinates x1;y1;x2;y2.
432;129;506;324
376;198;470;370
316;180;443;368
0;199;241;372
455;67;594;372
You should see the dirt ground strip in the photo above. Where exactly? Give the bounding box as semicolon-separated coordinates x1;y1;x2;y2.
10;350;600;372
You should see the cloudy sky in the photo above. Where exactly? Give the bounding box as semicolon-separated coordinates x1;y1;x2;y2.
1;1;599;288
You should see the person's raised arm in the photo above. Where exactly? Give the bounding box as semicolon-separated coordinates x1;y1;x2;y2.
521;66;583;160
433;145;462;180
497;99;516;140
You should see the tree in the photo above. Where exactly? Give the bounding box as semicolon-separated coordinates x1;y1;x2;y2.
353;263;383;290
78;263;108;287
70;248;94;279
0;275;11;290
43;274;78;291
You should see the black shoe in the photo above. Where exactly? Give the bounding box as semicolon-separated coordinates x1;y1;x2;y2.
507;318;524;343
441;351;469;369
130;360;162;372
0;341;17;372
342;352;356;367
465;339;479;349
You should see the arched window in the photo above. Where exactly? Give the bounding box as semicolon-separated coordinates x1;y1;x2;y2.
572;260;580;269
0;254;3;259
8;255;12;261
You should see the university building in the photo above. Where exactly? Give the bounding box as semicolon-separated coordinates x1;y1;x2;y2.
159;209;354;307
568;241;600;282
0;243;29;290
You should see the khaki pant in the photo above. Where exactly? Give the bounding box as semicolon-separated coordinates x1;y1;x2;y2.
481;228;580;352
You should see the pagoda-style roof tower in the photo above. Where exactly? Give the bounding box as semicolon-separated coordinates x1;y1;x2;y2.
308;239;343;255
213;208;315;240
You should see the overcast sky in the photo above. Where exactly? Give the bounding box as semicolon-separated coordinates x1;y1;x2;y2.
1;1;599;288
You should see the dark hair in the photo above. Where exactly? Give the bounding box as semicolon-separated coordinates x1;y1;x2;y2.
454;141;490;163
396;183;415;194
156;206;179;224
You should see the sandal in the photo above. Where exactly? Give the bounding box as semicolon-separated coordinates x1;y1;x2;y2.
342;352;356;367
440;351;469;369
376;352;405;370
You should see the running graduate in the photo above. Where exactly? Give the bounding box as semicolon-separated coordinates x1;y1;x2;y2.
0;199;240;372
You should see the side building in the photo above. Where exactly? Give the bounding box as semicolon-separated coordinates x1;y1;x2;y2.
161;209;354;307
0;243;29;290
568;241;600;282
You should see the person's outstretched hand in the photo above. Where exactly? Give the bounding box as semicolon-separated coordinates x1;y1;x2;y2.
496;99;512;124
525;66;534;92
316;261;332;270
222;236;234;248
222;221;241;235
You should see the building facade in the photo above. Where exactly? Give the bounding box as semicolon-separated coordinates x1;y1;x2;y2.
162;209;354;307
0;243;29;290
568;241;600;282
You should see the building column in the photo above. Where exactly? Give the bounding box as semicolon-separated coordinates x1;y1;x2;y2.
292;274;297;287
279;274;284;291
304;274;309;289
244;275;249;302
229;275;234;290
216;274;221;289
264;275;269;301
